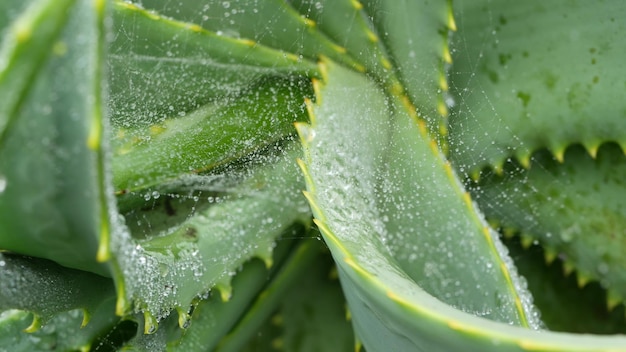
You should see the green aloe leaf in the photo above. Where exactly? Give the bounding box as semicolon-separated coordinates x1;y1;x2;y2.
0;0;110;276
214;239;320;352
0;299;120;352
506;237;626;334
297;59;547;349
0;253;115;327
473;144;626;307
112;76;313;194
288;0;392;82
129;0;361;71
241;243;354;352
109;144;311;331
0;0;75;144
361;0;453;135
449;0;626;172
0;253;122;352
109;1;318;129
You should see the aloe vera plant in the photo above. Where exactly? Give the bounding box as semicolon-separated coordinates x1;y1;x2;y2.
1;0;626;350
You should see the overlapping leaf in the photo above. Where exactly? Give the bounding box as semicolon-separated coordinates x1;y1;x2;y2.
473;144;626;307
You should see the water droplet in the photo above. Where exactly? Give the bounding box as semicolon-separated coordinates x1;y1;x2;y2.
0;175;6;194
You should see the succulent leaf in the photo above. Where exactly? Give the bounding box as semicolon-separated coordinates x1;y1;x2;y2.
449;0;626;173
296;59;585;349
0;0;110;276
472;144;626;307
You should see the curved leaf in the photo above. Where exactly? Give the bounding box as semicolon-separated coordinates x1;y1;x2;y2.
108;144;311;331
298;59;547;349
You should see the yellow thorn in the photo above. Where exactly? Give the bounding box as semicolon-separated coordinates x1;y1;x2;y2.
14;18;32;43
351;0;363;10
311;79;322;104
552;147;565;163
562;261;575;276
271;314;283;326
417;119;428;136
381;57;392;70
353;62;366;73
176;307;191;329
502;227;516;238
429;139;441;157
94;0;106;13
271;338;284;349
217;284;232;302
544;248;557;264
388;81;402;97
584;142;599;159
96;226;110;262
520;234;533;249
81;309;91;328
470;169;481;182
492;160;504;176
303;18;316;28
115;281;128;316
576;273;591;288
437;98;449;118
332;43;347;54
354;340;363;352
439;72;449;92
345;305;352;321
263;256;273;269
24;314;41;333
143;312;158;334
516;153;531;169
366;29;378;43
443;45;452;64
149;124;165;136
304;98;317;125
607;290;622;311
189;24;203;32
439;121;448;137
447;6;457;31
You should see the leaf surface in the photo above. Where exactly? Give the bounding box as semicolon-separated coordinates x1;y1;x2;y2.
109;144;311;331
474;144;626;306
109;1;317;128
130;0;361;70
0;0;110;276
449;0;626;171
297;59;552;350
